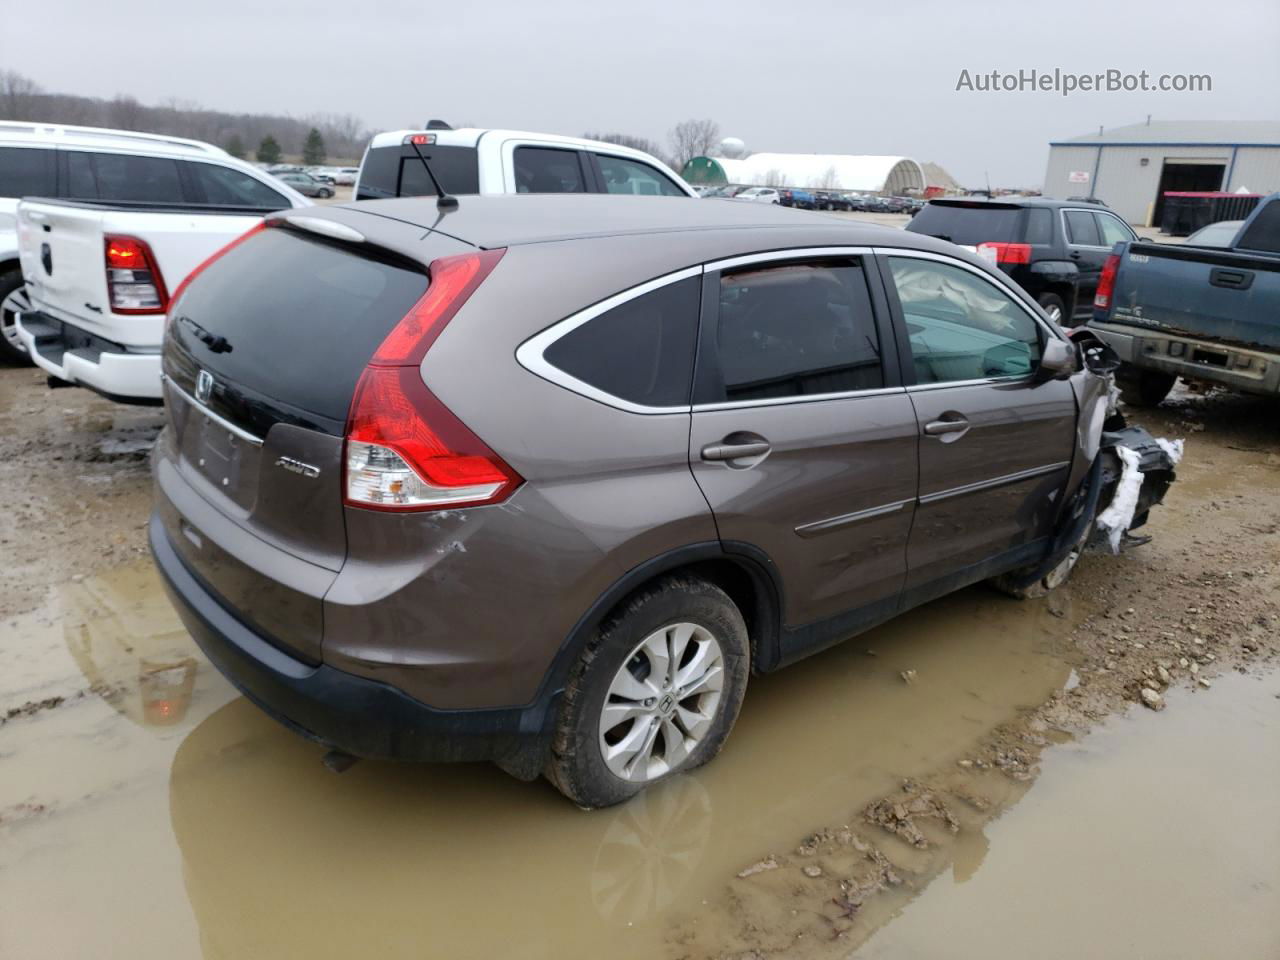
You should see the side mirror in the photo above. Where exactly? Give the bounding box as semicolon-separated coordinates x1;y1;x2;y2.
1036;338;1077;381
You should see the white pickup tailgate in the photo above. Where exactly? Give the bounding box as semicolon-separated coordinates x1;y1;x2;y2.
17;200;262;348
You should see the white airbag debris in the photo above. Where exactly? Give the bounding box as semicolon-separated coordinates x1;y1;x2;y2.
1096;446;1144;553
1154;437;1185;466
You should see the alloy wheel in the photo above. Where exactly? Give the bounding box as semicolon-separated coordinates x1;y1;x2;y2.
1;284;32;354
598;622;724;783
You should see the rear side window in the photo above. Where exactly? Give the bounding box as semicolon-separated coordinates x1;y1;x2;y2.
513;147;586;193
1236;202;1280;253
1064;210;1101;246
168;228;428;424
356;144;481;200
908;203;1022;245
542;276;700;407
596;155;684;196
64;151;184;203
712;260;882;402
0;146;55;197
1024;208;1053;245
187;162;288;210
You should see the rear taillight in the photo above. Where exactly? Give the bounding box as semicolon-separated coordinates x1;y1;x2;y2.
165;222;269;332
344;249;518;512
105;235;169;314
1095;253;1121;311
977;241;1032;265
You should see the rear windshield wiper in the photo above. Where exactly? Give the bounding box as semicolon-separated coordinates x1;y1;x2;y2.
177;315;233;354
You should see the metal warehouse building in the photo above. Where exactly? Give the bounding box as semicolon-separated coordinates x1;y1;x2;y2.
1044;120;1280;226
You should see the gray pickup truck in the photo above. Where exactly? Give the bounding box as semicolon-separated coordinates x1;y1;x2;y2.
1089;192;1280;406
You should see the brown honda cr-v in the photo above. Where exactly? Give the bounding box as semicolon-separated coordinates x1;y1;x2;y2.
150;194;1174;807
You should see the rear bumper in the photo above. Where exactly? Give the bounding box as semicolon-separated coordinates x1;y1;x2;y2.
1090;321;1280;396
16;310;162;403
149;513;555;775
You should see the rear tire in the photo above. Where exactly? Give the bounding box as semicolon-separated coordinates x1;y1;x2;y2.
1116;365;1176;407
0;268;33;364
545;576;749;809
1036;292;1067;325
319;188;333;199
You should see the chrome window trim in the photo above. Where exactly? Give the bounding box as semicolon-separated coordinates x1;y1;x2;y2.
692;385;905;412
162;374;265;447
905;375;1032;392
514;265;702;415
873;245;1066;342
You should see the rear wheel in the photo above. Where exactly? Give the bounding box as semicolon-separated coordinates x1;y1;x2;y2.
0;268;33;364
1116;365;1176;407
318;188;333;199
545;576;749;808
1036;292;1066;325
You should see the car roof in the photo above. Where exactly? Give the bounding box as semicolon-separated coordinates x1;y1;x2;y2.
329;193;954;252
0;120;227;158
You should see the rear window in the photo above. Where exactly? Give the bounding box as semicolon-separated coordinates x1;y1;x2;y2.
1237;201;1280;254
168;228;428;426
908;203;1022;245
543;276;700;407
186;162;289;210
356;144;480;200
0;146;55;197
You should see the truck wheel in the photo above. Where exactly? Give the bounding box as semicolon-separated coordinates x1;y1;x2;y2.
1036;292;1066;324
0;268;33;364
1116;365;1176;407
545;576;749;809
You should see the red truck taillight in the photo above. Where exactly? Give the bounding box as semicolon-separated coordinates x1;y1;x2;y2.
1095;253;1121;310
343;249;520;512
104;235;169;314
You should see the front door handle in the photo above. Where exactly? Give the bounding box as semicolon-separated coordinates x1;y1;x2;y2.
701;439;771;461
1069;250;1082;260
923;417;969;436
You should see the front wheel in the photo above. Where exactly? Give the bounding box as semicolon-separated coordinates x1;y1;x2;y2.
0;269;33;364
319;188;333;199
545;576;749;808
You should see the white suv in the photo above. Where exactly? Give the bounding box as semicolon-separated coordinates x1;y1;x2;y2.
3;122;308;396
355;126;696;201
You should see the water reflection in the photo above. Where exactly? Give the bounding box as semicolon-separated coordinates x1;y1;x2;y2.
167;583;1080;960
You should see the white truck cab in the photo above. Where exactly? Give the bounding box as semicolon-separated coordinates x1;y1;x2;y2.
2;121;308;400
355;126;696;201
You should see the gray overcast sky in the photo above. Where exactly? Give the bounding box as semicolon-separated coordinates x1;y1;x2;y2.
5;0;1278;186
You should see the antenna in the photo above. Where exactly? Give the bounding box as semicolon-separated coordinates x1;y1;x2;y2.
403;134;458;211
985;169;991;197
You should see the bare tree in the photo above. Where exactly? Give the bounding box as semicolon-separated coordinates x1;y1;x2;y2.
667;118;721;173
761;168;790;188
0;70;43;120
814;165;840;190
107;95;145;131
583;131;671;167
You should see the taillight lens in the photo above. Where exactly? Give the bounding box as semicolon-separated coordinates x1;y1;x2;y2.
977;241;1032;265
344;249;519;512
104;235;169;314
1095;253;1120;310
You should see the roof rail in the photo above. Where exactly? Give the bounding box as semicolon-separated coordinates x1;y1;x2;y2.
0;120;226;156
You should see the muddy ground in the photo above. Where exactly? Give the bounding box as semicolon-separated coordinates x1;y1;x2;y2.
1;362;1278;959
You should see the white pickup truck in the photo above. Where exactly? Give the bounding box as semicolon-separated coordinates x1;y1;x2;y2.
8;123;308;402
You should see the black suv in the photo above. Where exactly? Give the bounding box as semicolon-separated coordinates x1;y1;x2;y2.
906;197;1138;323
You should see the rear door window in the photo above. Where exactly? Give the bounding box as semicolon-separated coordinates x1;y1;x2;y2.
908;203;1023;245
541;276;701;408
513;147;587;193
710;259;883;402
0;146;55;197
186;162;289;210
594;154;685;196
63;151;185;203
1064;210;1102;246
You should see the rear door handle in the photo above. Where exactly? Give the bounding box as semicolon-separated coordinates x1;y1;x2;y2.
1069;250;1082;260
701;440;771;461
923;417;969;436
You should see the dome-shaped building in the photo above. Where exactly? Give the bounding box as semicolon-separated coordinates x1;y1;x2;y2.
683;152;926;195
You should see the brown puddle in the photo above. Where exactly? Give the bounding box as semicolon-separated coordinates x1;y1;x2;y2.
0;559;1275;959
